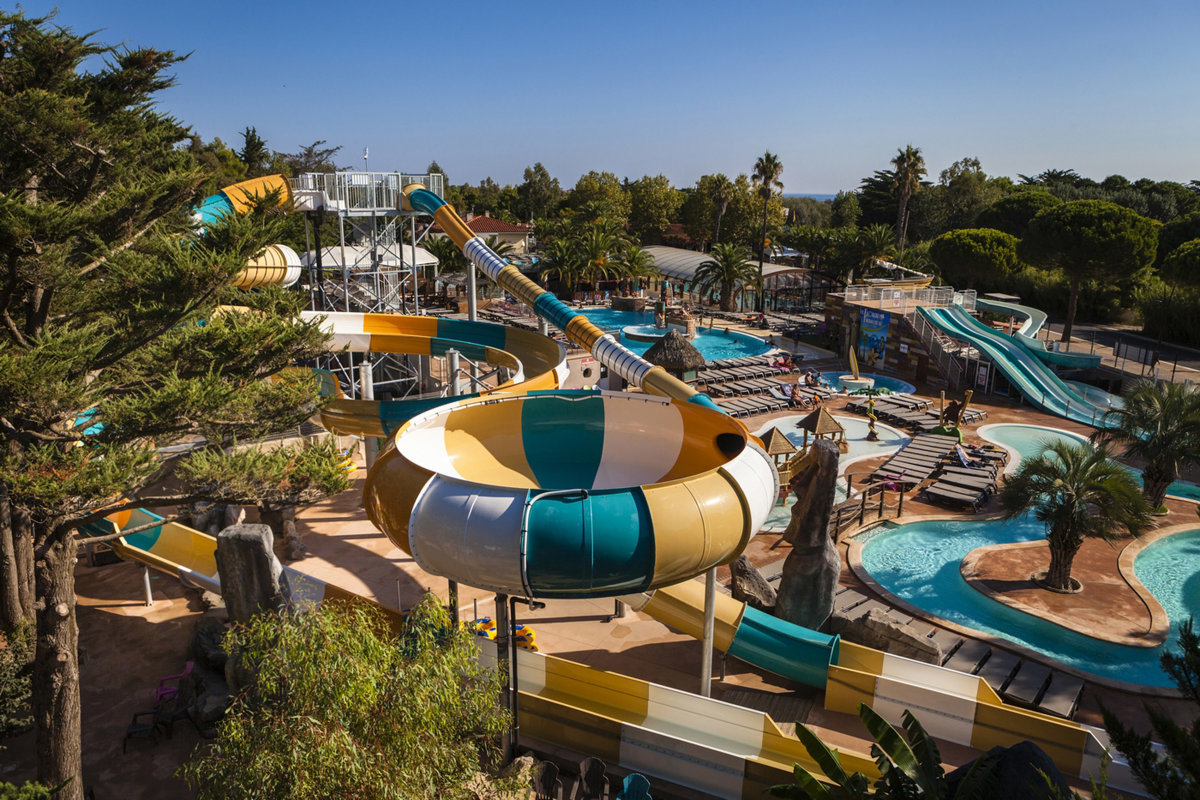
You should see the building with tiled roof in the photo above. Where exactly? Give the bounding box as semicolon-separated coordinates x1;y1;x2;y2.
429;214;532;253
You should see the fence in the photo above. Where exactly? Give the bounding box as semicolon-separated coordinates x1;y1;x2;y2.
841;285;976;315
829;482;904;537
904;309;967;388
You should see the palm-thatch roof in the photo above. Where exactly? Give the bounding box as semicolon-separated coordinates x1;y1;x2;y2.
759;426;797;456
795;406;845;437
643;329;705;371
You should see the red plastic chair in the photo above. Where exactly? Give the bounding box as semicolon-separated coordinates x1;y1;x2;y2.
155;660;193;704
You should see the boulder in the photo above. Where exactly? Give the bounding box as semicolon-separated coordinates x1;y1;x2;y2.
774;439;841;629
189;611;229;671
214;523;291;625
830;607;942;664
729;555;776;612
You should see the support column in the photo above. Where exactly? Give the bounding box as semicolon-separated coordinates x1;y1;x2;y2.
447;348;461;396
467;263;478;322
700;567;716;697
142;564;153;607
495;594;513;760
359;360;376;467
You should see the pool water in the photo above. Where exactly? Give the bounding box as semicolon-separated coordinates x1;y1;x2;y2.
571;308;771;362
980;423;1200;502
858;518;1199;686
818;371;917;395
755;415;908;530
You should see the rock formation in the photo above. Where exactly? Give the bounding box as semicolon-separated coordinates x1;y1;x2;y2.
774;438;841;629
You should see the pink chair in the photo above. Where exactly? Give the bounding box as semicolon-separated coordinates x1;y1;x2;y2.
155;661;193;704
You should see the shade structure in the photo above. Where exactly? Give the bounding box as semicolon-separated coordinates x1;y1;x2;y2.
643;329;705;375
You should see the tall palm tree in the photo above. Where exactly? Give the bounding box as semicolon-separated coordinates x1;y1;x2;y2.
695;243;757;312
752;151;784;312
1092;379;1200;509
891;144;926;248
999;440;1150;592
711;173;734;246
577;222;626;289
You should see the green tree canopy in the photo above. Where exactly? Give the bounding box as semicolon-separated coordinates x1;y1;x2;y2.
566;170;631;225
928;228;1019;289
0;12;348;795
830;191;861;228
1018;200;1157;341
1156;210;1200;267
515;162;563;221
181;596;515;800
627;174;681;244
976;190;1063;238
1160;239;1200;288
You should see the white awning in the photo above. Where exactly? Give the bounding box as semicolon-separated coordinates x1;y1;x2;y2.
300;243;438;269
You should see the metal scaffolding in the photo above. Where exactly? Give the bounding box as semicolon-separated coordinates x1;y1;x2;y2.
293;171;445;401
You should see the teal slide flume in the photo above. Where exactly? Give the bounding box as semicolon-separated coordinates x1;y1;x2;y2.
920;306;1117;426
974;297;1100;369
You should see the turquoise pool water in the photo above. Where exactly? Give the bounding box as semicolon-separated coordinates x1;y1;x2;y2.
980;423;1200;502
818;371;917;395
858;518;1200;686
756;415;908;530
573;308;771;361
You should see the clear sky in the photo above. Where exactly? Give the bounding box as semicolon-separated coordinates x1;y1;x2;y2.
16;0;1200;193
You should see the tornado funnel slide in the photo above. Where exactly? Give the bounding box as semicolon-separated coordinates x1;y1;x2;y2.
920;306;1114;426
302;311;569;437
973;297;1100;370
364;389;778;598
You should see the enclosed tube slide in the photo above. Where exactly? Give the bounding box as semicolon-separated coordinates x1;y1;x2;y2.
401;184;721;413
195;175;303;289
303;310;569;437
921;305;1117;425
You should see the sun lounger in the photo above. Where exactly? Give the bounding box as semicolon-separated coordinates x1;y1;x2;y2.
976;649;1021;692
1036;671;1085;719
943;639;991;673
1002;660;1052;708
935;473;996;494
921;484;987;512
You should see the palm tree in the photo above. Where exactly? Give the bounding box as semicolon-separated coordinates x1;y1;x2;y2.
695;243;757;312
1092;379;1200;509
617;244;658;295
999;440;1150;592
752;151;784;312
891;145;926;248
424;235;467;274
711;173;734;245
577;222;626;291
538;238;583;299
769;703;998;799
483;234;514;261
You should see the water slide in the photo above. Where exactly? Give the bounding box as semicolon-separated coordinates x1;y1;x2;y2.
93;176;1141;795
973;296;1100;370
921;305;1118;426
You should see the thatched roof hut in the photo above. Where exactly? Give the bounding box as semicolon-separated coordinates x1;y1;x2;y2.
794;407;846;453
643;329;705;380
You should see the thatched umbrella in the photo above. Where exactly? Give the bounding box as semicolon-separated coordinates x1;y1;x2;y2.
794;406;846;453
643;329;705;381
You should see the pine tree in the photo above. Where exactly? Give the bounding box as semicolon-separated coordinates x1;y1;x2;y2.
0;12;347;796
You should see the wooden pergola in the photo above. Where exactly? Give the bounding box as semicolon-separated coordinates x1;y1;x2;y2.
794;406;847;454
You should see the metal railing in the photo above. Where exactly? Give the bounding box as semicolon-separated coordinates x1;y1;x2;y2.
905;309;966;388
292;171;445;212
839;285;976;315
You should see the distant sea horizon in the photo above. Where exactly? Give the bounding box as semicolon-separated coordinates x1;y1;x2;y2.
783;192;837;202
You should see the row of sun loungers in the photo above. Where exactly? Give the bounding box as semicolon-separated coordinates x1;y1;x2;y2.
865;434;962;487
846;396;989;433
767;383;834;408
701;354;791;371
693;364;793;386
714;395;788;418
836;587;1084;719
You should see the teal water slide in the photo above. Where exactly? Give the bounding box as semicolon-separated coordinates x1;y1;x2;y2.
920;306;1118;427
974;297;1100;369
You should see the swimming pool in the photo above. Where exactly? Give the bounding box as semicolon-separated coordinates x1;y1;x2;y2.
857;518;1200;687
979;423;1200;501
755;415;908;530
818;371;917;395
572;308;771;361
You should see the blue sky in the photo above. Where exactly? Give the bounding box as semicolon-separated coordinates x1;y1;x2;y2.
17;0;1200;193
